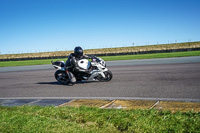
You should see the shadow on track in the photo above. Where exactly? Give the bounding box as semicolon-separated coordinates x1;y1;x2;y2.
37;82;62;85
36;81;97;86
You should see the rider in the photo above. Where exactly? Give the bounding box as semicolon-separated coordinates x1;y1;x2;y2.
65;46;93;83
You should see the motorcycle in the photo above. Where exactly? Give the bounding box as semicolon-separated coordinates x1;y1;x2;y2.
51;56;112;85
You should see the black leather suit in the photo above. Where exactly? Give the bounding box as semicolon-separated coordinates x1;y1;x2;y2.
65;53;92;72
65;53;92;83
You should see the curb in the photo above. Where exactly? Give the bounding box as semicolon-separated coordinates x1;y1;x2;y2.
1;99;200;112
58;99;200;112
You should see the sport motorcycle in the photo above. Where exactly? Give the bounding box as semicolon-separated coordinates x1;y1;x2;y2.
51;56;112;85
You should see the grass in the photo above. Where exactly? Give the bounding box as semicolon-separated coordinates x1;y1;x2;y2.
0;50;200;67
101;50;200;61
0;58;64;67
0;105;200;133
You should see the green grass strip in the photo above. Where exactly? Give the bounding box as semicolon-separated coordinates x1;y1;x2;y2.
0;106;200;132
101;50;200;61
0;59;63;67
0;50;200;67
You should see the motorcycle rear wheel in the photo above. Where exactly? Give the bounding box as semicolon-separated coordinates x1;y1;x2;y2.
55;70;70;84
97;70;113;82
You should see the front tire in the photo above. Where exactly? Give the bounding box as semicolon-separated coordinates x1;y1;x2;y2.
97;70;113;82
55;70;70;84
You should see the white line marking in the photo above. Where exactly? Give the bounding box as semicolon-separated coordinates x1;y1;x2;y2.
150;101;160;109
24;99;41;105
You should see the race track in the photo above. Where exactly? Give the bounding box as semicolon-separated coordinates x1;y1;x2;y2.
0;56;200;102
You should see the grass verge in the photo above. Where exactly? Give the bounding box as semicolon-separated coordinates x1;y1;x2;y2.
0;106;200;133
101;50;200;61
0;50;200;67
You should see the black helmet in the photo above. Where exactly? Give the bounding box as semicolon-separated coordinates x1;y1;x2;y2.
74;46;83;58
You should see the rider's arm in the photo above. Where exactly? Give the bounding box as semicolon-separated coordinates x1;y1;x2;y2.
82;55;95;59
65;54;75;70
82;55;93;59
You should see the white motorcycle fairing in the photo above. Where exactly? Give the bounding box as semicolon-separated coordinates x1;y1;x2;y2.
77;59;91;70
77;59;106;81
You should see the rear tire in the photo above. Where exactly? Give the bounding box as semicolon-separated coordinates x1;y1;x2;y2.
55;70;70;84
97;70;113;82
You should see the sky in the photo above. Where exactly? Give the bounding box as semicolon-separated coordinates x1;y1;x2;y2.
0;0;200;54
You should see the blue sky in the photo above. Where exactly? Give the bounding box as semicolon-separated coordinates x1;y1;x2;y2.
0;0;200;54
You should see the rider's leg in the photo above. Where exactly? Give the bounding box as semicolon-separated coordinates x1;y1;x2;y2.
67;71;76;83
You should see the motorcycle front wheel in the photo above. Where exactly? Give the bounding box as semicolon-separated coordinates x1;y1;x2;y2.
97;70;113;82
55;70;70;84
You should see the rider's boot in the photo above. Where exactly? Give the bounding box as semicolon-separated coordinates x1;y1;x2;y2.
66;71;76;85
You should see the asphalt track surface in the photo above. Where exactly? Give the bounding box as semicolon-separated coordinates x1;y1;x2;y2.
0;56;200;106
